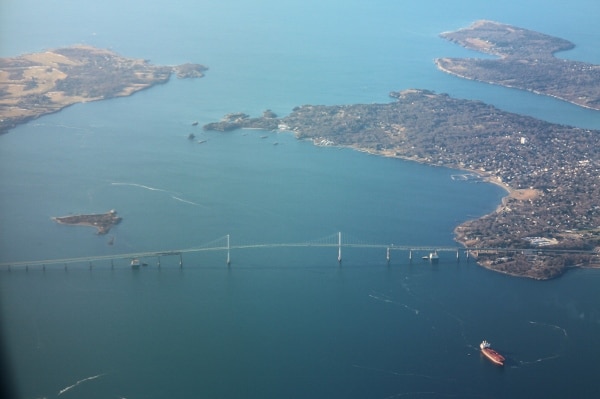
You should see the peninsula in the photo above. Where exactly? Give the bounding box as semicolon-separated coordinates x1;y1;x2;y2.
53;210;122;235
0;45;207;134
204;89;600;279
436;20;600;110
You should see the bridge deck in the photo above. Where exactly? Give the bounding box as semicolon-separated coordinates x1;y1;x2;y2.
0;232;594;269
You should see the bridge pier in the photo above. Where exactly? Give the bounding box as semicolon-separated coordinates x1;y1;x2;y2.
157;256;161;268
179;253;183;268
456;249;460;261
386;247;390;264
110;259;114;270
409;249;412;262
226;234;231;266
89;261;93;270
337;232;342;264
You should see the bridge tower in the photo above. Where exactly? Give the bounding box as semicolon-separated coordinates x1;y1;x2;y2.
337;232;342;264
226;234;231;266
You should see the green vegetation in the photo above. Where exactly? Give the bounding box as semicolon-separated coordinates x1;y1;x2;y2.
436;20;600;110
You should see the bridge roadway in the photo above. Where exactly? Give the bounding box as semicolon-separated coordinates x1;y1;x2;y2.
0;232;595;269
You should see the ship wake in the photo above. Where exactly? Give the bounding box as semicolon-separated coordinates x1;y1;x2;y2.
368;292;419;315
515;321;569;367
58;373;105;396
111;182;205;207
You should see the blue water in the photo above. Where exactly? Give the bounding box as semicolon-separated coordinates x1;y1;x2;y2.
1;1;600;398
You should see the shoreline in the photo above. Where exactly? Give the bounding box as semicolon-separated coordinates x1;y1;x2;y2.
52;210;121;235
343;142;515;247
435;20;600;112
0;45;207;135
435;60;600;112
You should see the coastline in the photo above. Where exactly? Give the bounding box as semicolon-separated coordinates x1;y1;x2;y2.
435;59;600;112
205;86;600;280
52;210;121;235
345;141;514;249
436;20;600;111
0;46;207;135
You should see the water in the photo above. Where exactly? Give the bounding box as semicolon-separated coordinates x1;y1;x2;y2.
1;0;600;398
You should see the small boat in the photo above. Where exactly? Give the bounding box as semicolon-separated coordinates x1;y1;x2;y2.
429;251;439;262
197;139;207;144
130;258;141;269
192;121;199;126
422;251;439;262
187;133;196;140
480;340;505;366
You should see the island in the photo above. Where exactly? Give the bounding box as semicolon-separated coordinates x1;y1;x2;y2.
203;89;600;279
436;20;600;110
52;210;122;235
0;45;208;134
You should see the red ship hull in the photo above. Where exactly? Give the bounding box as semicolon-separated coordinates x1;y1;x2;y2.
481;347;505;366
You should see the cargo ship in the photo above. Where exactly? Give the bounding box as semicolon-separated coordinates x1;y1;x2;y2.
480;340;505;366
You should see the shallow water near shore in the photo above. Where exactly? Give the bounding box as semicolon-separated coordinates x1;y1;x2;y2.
1;0;600;398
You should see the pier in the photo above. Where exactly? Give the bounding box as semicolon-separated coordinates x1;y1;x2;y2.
0;232;595;271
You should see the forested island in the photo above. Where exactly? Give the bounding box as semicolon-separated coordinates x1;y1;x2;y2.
204;89;600;279
0;45;207;134
436;20;600;110
53;210;122;235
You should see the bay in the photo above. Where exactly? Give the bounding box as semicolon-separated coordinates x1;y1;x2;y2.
1;1;600;398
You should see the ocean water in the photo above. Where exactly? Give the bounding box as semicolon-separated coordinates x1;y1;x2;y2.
1;1;600;398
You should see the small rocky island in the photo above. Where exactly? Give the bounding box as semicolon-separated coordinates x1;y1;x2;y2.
53;210;122;235
204;89;600;280
0;45;208;134
436;20;600;110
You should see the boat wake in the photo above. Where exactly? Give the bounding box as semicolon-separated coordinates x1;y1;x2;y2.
382;391;487;399
514;321;569;367
368;292;420;315
528;321;568;339
351;365;479;399
171;196;202;206
111;182;204;206
58;373;105;396
111;182;175;193
352;364;455;382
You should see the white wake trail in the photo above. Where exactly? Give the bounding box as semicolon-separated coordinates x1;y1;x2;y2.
58;373;105;396
111;182;203;206
171;196;202;206
111;182;174;193
368;292;420;315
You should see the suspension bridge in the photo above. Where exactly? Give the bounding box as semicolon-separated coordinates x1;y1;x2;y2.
0;232;596;271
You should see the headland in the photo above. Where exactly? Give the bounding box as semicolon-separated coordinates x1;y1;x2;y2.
204;89;600;279
0;45;207;134
436;20;600;111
